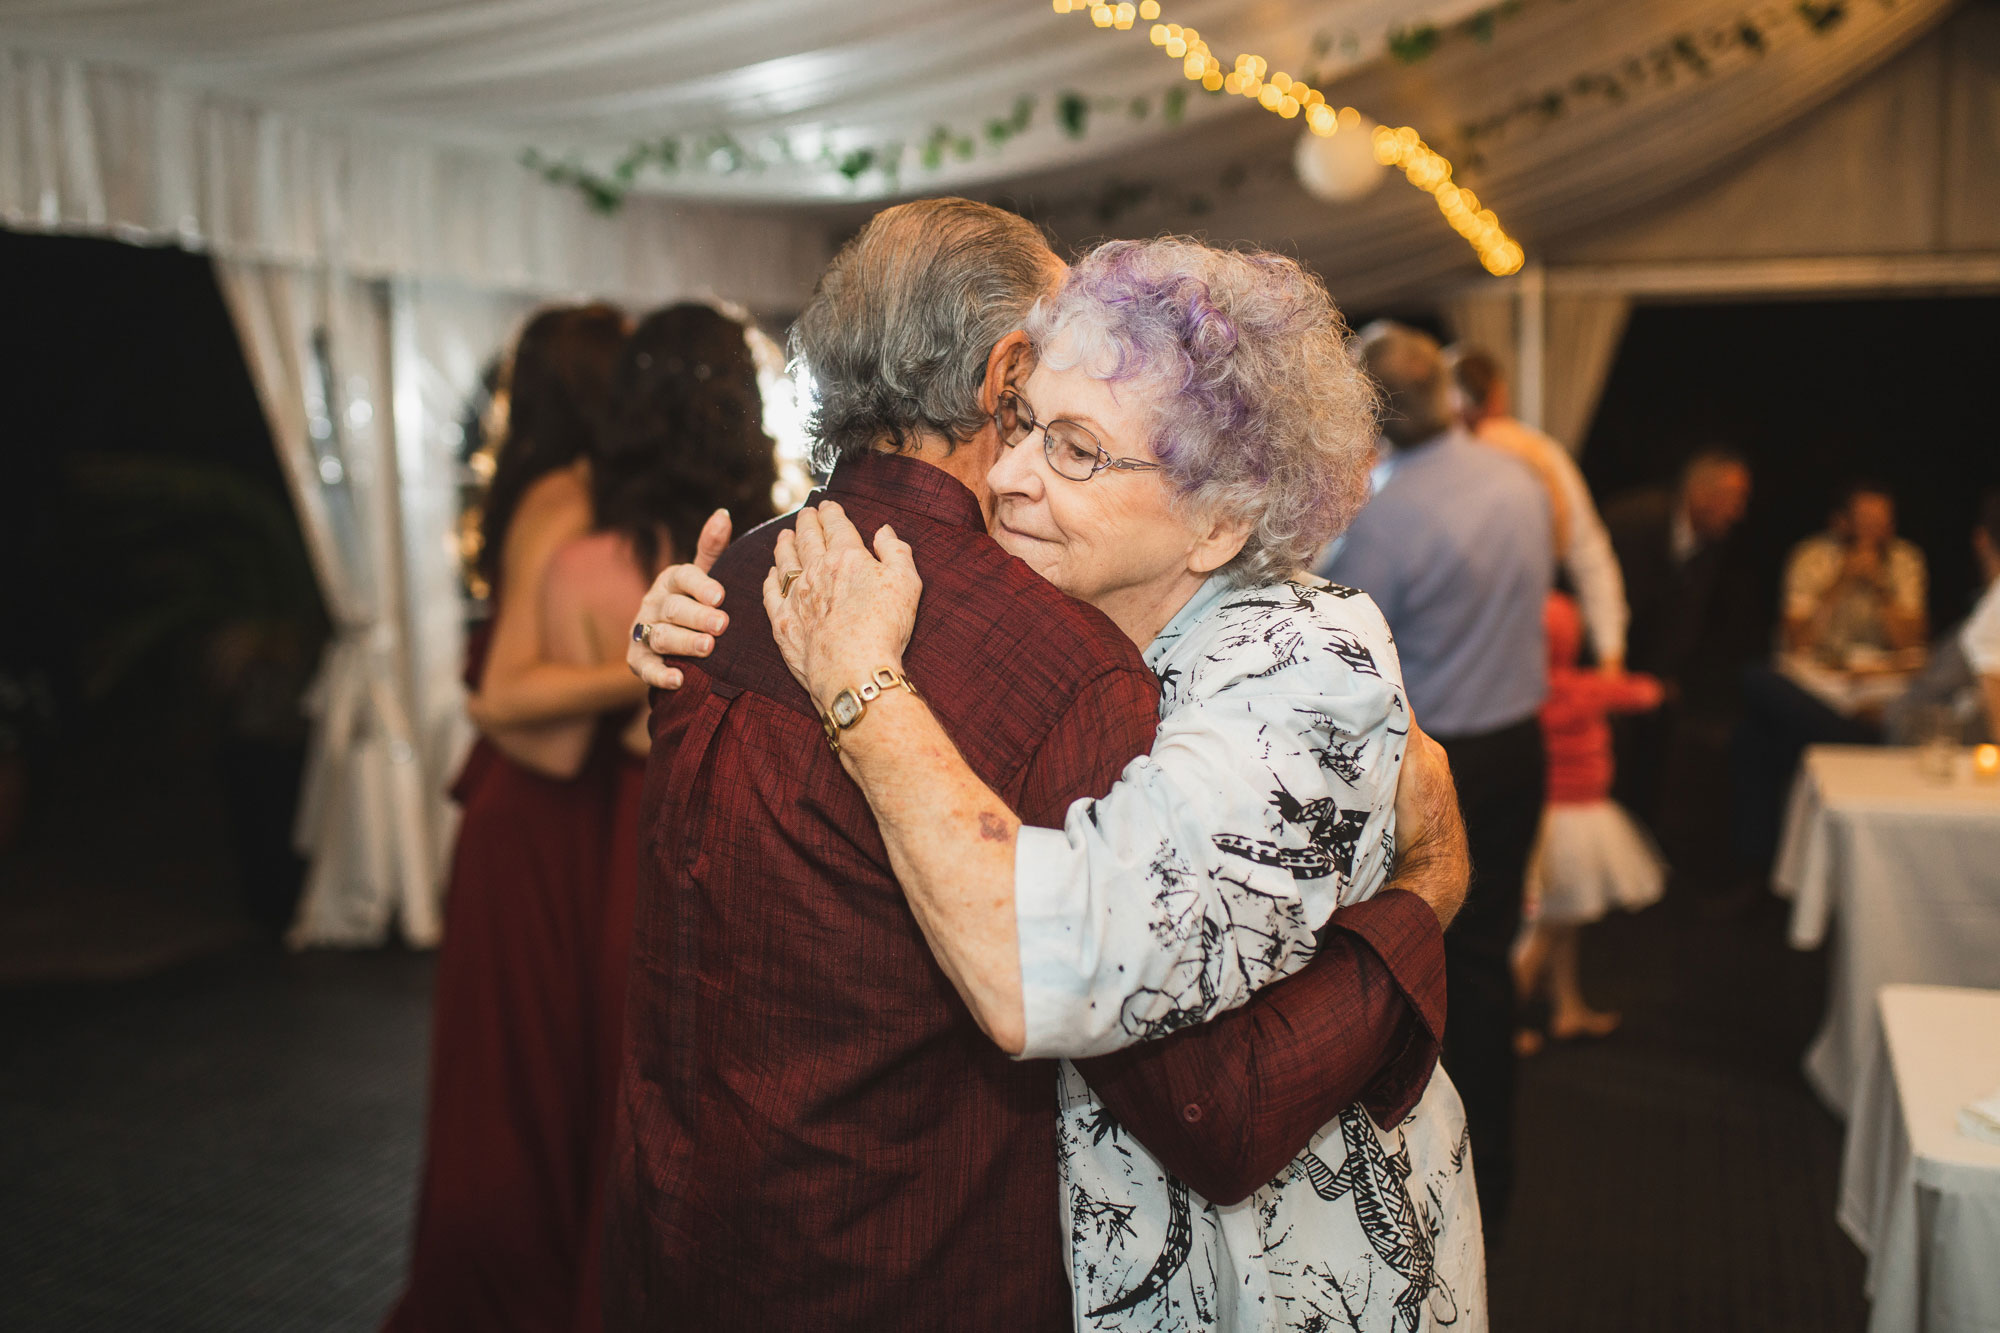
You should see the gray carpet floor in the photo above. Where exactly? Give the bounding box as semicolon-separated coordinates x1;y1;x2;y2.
0;888;1866;1332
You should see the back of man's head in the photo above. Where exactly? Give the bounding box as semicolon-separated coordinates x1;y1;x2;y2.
1355;321;1454;446
790;198;1061;474
1444;345;1506;422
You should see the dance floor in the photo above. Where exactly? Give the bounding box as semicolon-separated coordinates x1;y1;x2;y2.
0;889;1865;1332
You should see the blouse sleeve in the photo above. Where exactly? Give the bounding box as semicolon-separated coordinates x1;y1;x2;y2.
1013;600;1406;1061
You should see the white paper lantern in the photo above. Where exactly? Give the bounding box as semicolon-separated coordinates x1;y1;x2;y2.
1294;119;1388;203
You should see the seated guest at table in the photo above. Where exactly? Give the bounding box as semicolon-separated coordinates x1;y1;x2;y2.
1885;490;2000;744
1450;345;1629;672
1782;479;1927;664
1735;481;1933;872
1603;448;1753;830
1969;492;2000;736
607;205;1481;1332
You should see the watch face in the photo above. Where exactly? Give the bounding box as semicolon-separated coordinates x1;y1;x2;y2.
830;690;865;728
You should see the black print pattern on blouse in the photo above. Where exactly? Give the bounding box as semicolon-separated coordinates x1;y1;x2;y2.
1294;1107;1459;1333
1116;845;1304;1043
1212;778;1371;884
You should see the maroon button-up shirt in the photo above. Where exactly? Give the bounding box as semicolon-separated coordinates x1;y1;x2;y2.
603;451;1446;1331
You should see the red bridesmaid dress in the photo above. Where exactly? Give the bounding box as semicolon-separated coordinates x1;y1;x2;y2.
383;629;641;1333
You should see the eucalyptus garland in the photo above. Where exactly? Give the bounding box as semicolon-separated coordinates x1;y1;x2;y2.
524;0;1853;214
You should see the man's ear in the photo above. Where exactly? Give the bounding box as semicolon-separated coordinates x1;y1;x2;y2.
981;331;1036;414
1188;509;1254;578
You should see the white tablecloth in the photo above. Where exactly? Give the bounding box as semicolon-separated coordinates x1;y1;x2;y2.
1772;746;2000;1114
1839;985;2000;1333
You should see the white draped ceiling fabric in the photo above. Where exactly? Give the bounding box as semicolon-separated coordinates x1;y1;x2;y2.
2;0;1991;942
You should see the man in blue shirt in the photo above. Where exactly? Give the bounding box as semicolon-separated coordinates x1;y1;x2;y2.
1319;321;1553;1235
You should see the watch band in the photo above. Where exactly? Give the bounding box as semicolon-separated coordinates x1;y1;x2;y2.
819;667;921;754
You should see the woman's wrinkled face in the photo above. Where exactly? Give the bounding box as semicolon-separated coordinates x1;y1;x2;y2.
985;342;1206;616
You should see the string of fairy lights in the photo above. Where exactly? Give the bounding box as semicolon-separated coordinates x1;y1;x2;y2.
1052;0;1525;276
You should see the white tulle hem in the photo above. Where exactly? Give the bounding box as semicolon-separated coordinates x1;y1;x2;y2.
1525;800;1667;925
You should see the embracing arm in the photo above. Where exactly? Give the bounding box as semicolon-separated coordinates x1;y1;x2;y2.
1073;724;1465;1205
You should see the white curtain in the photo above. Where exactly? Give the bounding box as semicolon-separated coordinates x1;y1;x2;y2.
0;47;831;308
1443;290;1516;380
1542;294;1630;454
218;261;441;948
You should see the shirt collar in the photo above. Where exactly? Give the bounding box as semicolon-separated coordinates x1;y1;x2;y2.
819;450;987;533
1144;573;1237;669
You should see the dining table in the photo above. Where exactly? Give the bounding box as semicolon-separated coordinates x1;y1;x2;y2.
1772;744;2000;1115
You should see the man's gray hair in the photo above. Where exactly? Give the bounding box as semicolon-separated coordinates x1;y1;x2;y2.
789;197;1061;474
1354;320;1454;447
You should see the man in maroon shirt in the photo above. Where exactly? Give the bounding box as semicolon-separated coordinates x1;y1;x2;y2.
603;198;1463;1330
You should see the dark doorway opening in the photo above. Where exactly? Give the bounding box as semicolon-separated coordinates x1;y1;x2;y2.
0;227;327;981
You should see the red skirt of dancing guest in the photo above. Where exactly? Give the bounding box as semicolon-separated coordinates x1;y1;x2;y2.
382;726;638;1333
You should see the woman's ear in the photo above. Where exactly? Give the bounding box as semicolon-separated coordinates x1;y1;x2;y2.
981;331;1036;413
1188;510;1254;577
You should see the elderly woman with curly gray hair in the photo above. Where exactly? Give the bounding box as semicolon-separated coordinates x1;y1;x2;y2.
644;233;1485;1332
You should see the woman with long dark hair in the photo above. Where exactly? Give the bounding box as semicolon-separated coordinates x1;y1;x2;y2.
385;302;778;1333
385;303;638;1333
528;302;779;1331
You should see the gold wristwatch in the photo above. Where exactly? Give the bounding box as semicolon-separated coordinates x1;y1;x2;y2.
819;667;921;754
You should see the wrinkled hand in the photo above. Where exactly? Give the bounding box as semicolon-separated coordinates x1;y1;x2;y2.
626;509;732;690
762;501;922;712
1391;716;1471;930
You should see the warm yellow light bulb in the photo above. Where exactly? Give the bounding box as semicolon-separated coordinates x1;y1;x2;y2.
1091;4;1112;26
1223;72;1243;94
1338;106;1360;129
1053;0;1072;11
1184;55;1205;78
1149;22;1167;42
1202;69;1223;90
1271;72;1292;93
1279;96;1300;118
1115;4;1136;30
1259;84;1281;109
1164;36;1186;57
1138;0;1160;17
1181;26;1197;41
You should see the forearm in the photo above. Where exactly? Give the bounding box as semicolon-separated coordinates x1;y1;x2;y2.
1075;902;1434;1207
475;660;645;727
836;689;1028;1052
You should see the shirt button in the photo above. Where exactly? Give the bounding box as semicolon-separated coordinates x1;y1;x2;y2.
1181;1102;1203;1123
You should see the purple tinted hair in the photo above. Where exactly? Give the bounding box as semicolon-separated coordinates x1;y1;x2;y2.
1024;237;1376;583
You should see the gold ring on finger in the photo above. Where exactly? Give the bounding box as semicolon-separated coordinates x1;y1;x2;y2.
780;568;804;598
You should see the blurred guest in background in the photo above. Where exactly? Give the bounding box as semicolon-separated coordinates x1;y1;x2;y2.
1883;490;2000;744
1967;491;2000;736
1319;320;1552;1235
386;302;632;1333
1514;593;1666;1051
1733;481;1929;873
1781;480;1927;663
1451;346;1629;672
484;303;780;1333
1603;448;1753;829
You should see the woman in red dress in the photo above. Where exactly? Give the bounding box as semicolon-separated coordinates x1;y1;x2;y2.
384;303;778;1333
